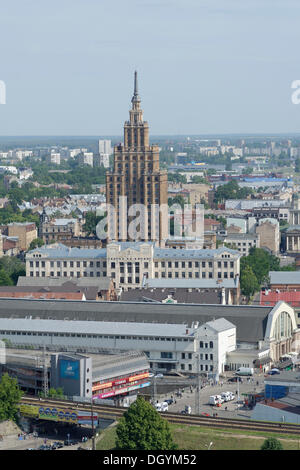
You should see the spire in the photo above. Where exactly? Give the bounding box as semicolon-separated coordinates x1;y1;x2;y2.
134;70;138;96
131;70;141;106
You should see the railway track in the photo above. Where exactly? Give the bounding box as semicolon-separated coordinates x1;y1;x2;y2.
20;396;300;435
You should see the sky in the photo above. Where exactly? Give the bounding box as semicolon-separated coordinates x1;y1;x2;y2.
1;0;300;135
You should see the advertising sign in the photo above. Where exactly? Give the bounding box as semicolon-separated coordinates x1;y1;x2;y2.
60;359;79;380
19;403;98;426
92;372;149;392
19;404;39;418
93;381;151;399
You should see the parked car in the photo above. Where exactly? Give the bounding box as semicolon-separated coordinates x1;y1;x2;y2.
165;398;174;405
221;391;235;401
155;373;164;378
268;368;280;375
64;439;78;446
155;402;168;412
228;376;242;383
51;442;63;449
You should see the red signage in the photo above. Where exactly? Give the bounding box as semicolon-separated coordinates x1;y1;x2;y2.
92;372;149;392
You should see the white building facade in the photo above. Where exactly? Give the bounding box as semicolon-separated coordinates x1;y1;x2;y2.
26;243;241;290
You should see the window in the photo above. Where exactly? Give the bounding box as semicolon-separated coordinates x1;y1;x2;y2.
161;352;173;359
209;341;213;348
200;341;203;348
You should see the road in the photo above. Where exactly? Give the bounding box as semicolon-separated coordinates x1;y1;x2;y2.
152;372;266;419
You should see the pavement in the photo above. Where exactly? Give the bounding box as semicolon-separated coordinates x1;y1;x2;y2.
152;372;266;419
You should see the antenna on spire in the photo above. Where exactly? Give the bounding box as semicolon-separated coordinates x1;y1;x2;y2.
134;70;138;96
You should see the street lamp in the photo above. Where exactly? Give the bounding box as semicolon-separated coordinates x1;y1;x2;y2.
91;397;96;450
205;441;213;450
195;354;201;415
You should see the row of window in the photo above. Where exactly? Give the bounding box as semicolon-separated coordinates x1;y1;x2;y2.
29;261;106;268
180;364;214;372
154;271;235;279
29;271;107;278
0;331;193;342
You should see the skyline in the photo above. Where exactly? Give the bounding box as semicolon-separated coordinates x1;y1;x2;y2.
1;0;300;135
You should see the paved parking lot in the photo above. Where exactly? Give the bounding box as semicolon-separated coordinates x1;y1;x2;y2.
152;372;266;419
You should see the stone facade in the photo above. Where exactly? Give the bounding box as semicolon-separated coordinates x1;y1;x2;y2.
255;218;280;254
106;72;168;244
25;243;241;291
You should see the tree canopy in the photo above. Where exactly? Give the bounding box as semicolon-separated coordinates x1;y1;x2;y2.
115;397;177;450
0;373;22;422
240;247;280;287
260;437;283;450
214;180;253;203
29;238;44;251
0;256;26;285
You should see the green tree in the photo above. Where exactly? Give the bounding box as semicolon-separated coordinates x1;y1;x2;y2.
0;373;22;422
168;195;186;209
295;157;300;173
240;265;260;298
0;269;13;286
0;257;26;285
83;212;106;237
115;397;177;450
225;155;232;171
29;238;45;251
240;247;280;286
48;387;64;399
260;437;283;450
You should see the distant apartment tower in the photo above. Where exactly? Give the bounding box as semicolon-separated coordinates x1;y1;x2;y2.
78;152;93;167
97;140;112;168
106;72;168;244
99;140;112;155
46;153;60;165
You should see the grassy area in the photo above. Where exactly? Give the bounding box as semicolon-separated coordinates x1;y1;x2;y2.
96;422;300;451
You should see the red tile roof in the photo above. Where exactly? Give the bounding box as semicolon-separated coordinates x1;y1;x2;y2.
260;290;300;307
0;291;85;301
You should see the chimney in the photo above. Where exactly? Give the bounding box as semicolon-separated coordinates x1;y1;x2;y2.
221;287;226;305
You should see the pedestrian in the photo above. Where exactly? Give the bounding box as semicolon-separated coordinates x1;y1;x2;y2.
225;406;227;411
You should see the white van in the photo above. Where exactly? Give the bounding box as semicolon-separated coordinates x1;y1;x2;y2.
235;367;254;376
155;402;168;412
221;391;234;402
155;403;162;411
209;395;223;406
161;402;169;412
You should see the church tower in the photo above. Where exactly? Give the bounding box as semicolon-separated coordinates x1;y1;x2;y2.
106;72;168;244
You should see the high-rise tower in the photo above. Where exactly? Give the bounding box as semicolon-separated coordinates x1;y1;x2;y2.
106;72;168;244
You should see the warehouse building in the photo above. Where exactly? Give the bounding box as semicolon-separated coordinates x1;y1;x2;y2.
0;317;236;377
0;299;297;367
0;348;149;400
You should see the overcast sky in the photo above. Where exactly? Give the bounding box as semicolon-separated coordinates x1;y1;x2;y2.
1;0;300;135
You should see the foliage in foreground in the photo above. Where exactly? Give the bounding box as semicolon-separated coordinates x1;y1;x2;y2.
260;437;283;450
0;373;22;422
115;396;177;450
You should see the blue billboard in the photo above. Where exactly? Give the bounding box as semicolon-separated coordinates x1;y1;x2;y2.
60;360;79;380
